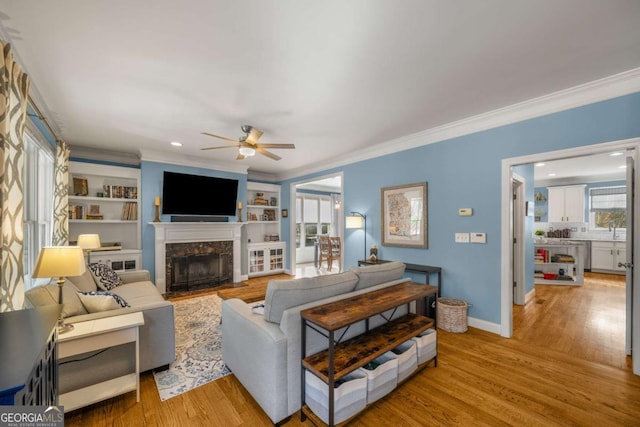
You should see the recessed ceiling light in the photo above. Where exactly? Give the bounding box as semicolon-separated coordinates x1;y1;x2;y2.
610;152;623;156
170;141;182;147
548;173;556;177
535;162;545;167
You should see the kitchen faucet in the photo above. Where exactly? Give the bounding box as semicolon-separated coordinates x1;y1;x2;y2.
609;221;618;240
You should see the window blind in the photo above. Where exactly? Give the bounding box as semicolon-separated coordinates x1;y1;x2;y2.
590;186;626;212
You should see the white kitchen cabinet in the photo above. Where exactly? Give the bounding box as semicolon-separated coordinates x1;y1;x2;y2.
248;242;286;277
547;185;585;222
591;241;627;274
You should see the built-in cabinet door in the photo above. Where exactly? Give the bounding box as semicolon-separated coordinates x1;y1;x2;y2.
614;245;627;272
591;242;614;270
563;186;585;222
547;187;565;222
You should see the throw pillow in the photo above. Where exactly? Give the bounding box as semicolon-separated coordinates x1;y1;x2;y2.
77;290;130;313
88;263;123;291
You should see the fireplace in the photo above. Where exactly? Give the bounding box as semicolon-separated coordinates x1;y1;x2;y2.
151;222;244;294
166;241;233;292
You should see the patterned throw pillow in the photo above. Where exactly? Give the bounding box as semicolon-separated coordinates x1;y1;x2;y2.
88;263;123;291
77;291;130;313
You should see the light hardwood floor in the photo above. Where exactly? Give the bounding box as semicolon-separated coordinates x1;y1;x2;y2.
65;272;640;426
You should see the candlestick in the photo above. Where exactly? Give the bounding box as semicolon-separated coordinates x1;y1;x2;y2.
154;197;160;207
238;201;242;209
238;207;243;223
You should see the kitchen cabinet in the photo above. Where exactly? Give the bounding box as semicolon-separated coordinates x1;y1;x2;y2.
591;241;627;274
547;185;585;222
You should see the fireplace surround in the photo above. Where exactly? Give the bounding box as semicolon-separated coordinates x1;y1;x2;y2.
151;222;243;294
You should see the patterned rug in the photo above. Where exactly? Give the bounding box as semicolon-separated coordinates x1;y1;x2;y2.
153;293;230;400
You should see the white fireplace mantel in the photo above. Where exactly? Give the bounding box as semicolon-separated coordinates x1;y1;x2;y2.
150;222;243;293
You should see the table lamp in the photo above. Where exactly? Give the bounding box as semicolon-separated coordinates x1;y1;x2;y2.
77;233;101;264
32;246;86;334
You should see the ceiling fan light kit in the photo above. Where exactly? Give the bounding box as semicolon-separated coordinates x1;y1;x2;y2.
201;125;295;161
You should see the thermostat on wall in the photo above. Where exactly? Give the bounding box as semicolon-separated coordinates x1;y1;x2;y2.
459;208;473;216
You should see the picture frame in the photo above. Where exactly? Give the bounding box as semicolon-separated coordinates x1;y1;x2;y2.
264;209;276;221
73;177;88;196
381;182;428;248
281;208;288;218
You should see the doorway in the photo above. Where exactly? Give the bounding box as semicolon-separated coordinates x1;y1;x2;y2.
501;137;640;375
290;173;344;276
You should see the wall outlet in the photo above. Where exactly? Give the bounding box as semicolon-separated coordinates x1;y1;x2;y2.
455;232;470;243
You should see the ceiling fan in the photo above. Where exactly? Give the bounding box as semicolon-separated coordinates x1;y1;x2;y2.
201;125;295;161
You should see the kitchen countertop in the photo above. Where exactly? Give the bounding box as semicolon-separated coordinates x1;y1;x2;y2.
537;237;626;243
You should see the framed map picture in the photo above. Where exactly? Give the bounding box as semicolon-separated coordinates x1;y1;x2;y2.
381;182;428;248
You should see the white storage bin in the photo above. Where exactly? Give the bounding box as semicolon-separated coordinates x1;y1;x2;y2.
357;351;398;404
305;370;367;425
412;328;437;365
393;340;417;383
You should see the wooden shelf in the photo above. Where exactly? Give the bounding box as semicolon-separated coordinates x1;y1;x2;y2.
303;313;434;382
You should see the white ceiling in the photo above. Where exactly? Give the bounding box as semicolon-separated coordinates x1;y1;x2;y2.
1;1;639;179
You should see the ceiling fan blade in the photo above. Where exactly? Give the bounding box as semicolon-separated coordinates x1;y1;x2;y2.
246;128;263;145
256;147;282;161
236;153;246;160
255;143;296;149
201;145;240;151
201;132;238;143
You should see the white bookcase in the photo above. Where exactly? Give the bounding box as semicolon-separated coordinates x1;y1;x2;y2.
68;161;142;266
246;181;286;277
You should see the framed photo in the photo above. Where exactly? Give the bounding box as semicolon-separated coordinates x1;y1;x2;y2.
73;177;88;196
381;182;428;248
264;209;276;221
281;208;288;218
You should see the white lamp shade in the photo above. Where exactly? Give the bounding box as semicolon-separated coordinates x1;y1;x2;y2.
345;215;364;229
32;246;86;278
77;234;102;250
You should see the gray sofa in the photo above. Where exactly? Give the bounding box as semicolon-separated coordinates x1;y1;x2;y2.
221;261;409;425
25;268;175;394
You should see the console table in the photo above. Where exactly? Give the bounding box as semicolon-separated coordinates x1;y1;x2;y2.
0;305;60;406
358;260;442;320
300;281;437;426
58;312;144;412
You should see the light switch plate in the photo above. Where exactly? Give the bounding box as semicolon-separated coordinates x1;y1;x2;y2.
455;232;470;243
459;208;473;216
470;232;486;243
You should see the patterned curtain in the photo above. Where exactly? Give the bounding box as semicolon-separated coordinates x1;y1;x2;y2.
0;42;30;312
52;140;70;246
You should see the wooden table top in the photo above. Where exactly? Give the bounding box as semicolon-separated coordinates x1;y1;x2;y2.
301;281;437;331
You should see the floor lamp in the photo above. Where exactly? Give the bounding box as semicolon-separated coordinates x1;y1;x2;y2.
32;246;86;334
346;211;367;260
77;233;102;265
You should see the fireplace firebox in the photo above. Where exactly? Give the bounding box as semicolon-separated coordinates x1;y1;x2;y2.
165;241;232;292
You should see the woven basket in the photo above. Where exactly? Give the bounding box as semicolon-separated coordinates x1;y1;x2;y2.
437;298;468;333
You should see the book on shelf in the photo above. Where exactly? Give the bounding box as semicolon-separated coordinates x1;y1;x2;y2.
103;185;138;199
121;202;138;220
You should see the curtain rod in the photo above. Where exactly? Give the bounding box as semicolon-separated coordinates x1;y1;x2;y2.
26;95;62;144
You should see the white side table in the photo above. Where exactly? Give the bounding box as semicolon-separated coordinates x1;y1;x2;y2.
58;312;144;412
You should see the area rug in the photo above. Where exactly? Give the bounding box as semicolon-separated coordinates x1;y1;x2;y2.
153;293;230;401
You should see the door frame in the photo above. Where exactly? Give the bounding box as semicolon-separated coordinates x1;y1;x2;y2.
289;172;344;272
500;137;640;375
512;173;526;305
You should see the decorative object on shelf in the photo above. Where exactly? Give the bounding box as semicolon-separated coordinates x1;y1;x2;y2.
381;182;428;248
31;246;86;334
270;197;277;206
86;204;104;220
281;209;288;218
346;211;367;259
369;244;378;262
77;233;101;264
237;201;243;223
535;191;547;201
263;209;276;221
154;197;161;222
73;177;88;196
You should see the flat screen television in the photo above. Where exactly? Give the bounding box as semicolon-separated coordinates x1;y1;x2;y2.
162;171;239;216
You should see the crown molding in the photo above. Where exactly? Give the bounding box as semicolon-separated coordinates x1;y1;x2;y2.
69;145;140;166
139;149;249;175
277;67;640;181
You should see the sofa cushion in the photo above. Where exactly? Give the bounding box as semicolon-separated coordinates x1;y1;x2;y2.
25;280;88;318
78;291;130;312
264;271;359;324
352;261;406;291
110;281;166;306
67;269;98;292
89;263;123;291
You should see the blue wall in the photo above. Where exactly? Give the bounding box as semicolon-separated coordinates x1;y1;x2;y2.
140;161;247;276
279;92;640;325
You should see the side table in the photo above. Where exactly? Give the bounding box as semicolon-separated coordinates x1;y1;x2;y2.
58;312;144;412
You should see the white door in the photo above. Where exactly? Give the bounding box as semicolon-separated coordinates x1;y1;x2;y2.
624;156;634;362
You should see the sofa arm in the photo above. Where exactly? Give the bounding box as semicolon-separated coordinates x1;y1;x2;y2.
221;299;290;424
118;269;151;284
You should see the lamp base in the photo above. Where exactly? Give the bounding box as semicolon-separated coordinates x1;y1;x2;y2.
57;321;74;334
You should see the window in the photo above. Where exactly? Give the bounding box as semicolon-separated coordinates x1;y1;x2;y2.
589;186;626;229
296;195;332;248
23;129;55;290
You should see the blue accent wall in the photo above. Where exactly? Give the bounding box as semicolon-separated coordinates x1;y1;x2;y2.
140;161;247;279
279;92;640;325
